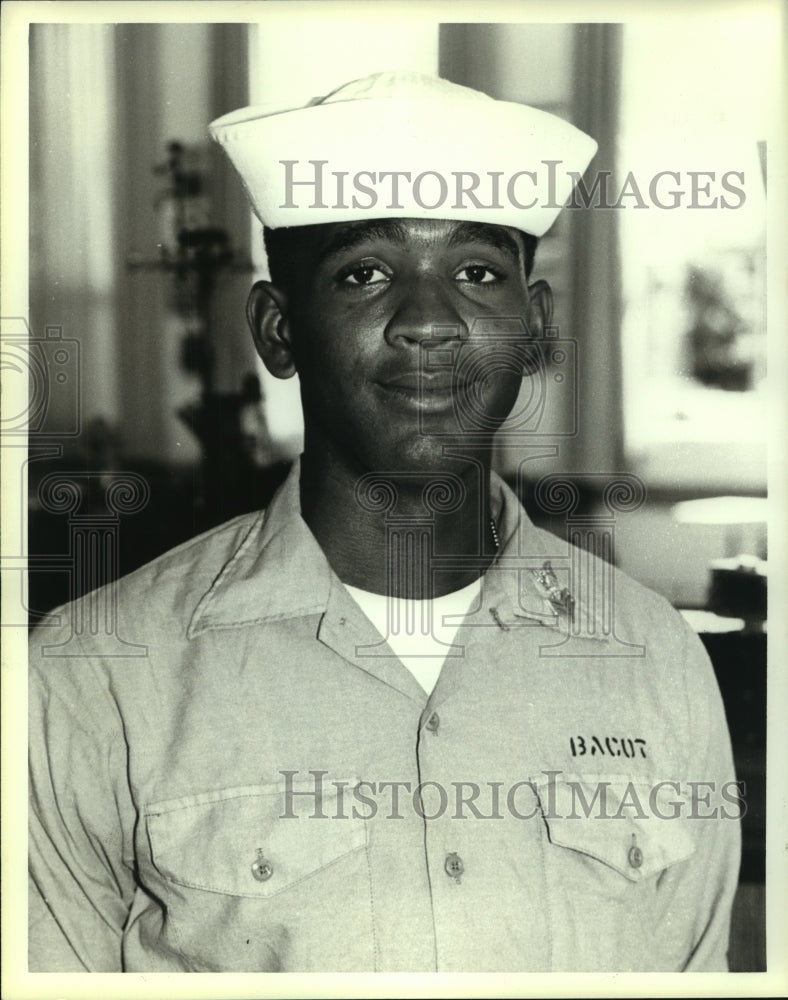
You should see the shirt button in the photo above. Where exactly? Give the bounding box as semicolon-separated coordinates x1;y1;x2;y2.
251;853;273;882
425;712;440;733
628;844;643;869
444;852;464;879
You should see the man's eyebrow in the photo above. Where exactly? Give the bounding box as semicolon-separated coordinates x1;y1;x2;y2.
317;220;409;265
446;222;523;262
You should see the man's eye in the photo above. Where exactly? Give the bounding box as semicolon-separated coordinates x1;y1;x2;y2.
340;265;389;286
455;265;502;285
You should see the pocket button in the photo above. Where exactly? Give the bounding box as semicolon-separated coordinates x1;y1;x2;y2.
444;852;464;879
628;844;643;869
251;852;274;882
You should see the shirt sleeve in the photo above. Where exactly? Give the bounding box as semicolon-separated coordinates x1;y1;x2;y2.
28;618;137;972
659;616;742;971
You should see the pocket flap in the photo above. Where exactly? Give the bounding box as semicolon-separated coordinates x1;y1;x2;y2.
535;776;695;881
146;779;367;898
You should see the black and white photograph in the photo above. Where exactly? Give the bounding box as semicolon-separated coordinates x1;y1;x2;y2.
2;1;785;996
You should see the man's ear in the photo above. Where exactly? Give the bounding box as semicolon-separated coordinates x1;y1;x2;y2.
526;279;553;337
521;279;553;376
246;281;297;379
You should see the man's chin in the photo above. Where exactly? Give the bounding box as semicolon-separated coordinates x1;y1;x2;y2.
361;435;492;478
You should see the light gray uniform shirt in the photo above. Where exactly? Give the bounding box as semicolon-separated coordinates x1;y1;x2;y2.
29;463;740;972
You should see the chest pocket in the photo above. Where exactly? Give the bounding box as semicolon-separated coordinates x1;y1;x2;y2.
534;775;697;971
146;778;368;899
536;775;696;884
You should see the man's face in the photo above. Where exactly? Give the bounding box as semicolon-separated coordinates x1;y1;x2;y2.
253;218;550;475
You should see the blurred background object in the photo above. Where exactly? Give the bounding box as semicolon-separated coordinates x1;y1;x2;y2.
672;495;767;970
673;495;767;625
127;137;287;527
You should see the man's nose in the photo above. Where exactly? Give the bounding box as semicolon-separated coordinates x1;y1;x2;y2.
384;276;469;346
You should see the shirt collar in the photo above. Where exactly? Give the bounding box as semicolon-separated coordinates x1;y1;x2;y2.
188;459;608;641
188;461;330;638
485;473;610;641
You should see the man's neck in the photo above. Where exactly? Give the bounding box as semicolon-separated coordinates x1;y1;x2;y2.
299;448;499;599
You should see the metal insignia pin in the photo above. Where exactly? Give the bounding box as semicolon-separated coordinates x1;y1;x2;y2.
531;560;574;616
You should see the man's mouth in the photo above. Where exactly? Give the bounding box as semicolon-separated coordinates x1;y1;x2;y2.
376;371;481;411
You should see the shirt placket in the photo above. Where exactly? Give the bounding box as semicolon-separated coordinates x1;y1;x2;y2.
414;618;552;972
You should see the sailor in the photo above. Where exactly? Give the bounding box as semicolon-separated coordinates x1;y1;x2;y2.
29;72;740;972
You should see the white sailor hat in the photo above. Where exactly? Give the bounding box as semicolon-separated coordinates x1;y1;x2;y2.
209;71;597;238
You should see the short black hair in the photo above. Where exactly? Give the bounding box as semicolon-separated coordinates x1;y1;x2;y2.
263;223;539;292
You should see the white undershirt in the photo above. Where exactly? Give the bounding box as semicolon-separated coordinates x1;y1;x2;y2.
343;578;482;695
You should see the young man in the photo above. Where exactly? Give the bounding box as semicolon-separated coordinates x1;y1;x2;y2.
28;72;740;973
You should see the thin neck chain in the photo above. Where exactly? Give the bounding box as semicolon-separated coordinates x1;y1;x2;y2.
489;517;500;553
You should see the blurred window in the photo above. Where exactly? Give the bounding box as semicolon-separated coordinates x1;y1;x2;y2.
618;20;769;492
